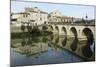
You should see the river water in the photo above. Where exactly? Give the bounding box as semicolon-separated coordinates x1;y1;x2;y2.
11;35;95;66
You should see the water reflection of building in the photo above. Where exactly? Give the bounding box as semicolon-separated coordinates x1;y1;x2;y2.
12;37;49;57
11;35;94;61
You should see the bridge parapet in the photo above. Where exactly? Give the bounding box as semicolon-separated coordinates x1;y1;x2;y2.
48;22;95;26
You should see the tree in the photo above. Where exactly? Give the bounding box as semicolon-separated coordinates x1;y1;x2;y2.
27;24;32;33
42;25;48;31
21;24;25;32
31;26;41;35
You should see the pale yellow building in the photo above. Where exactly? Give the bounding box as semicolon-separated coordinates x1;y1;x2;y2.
48;10;74;23
11;7;48;26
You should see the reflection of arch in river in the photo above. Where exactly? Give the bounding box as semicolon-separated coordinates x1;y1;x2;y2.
55;36;59;44
50;35;67;47
50;35;54;41
81;41;94;58
61;36;67;47
70;37;78;51
51;35;59;44
81;28;94;58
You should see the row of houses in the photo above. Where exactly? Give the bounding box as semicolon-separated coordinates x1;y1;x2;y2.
11;7;82;26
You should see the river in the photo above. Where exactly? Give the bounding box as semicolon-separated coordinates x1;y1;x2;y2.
11;35;95;66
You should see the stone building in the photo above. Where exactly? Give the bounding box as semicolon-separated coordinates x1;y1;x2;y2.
48;10;75;23
24;7;48;25
11;7;82;27
11;7;48;26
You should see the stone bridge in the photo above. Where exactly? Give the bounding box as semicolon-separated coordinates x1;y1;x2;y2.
47;22;95;40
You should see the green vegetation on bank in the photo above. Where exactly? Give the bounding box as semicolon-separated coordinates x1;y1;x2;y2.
11;25;53;38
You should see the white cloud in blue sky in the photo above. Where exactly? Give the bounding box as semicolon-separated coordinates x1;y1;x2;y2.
11;0;95;19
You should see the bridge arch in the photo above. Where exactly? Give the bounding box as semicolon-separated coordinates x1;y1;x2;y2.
82;28;93;39
62;37;67;47
82;28;94;47
55;26;59;33
62;27;67;35
82;28;94;58
70;37;78;51
49;25;54;31
70;27;77;37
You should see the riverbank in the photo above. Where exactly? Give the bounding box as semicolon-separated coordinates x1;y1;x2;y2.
11;31;53;39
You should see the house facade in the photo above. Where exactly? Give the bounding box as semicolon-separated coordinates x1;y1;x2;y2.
11;7;82;27
48;10;75;23
11;7;48;26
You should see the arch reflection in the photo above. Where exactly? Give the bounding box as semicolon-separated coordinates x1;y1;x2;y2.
70;37;78;51
61;37;67;47
82;38;94;58
55;36;59;44
81;28;94;58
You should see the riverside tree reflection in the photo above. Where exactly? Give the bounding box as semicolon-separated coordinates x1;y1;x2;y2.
11;35;95;66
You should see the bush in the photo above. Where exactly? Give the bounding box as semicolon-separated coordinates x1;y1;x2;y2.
27;25;32;32
42;25;48;31
21;24;25;32
31;26;41;35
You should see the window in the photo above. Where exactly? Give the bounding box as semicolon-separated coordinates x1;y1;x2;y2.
23;14;28;18
40;18;42;21
30;20;35;22
11;19;17;21
44;21;46;24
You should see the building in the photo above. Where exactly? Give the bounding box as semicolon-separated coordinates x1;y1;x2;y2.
11;7;48;26
48;10;75;23
25;7;48;25
11;7;83;27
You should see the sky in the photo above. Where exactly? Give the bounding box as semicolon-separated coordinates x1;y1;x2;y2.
11;0;95;19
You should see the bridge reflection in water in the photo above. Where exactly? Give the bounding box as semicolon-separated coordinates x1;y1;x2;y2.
11;35;95;66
